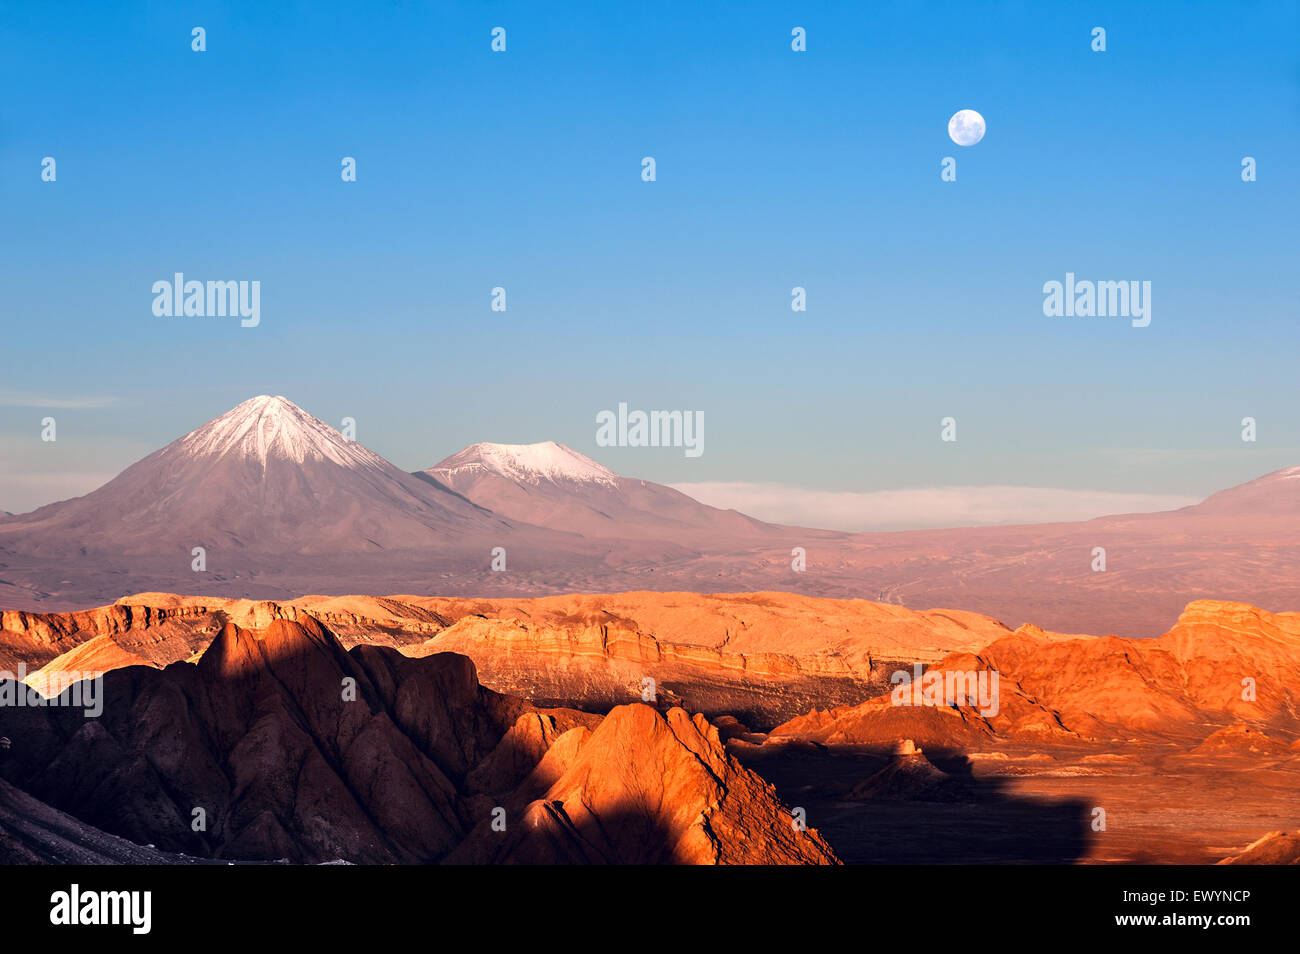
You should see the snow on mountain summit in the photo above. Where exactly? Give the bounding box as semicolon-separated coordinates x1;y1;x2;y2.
422;439;785;541
178;395;388;470
431;441;618;487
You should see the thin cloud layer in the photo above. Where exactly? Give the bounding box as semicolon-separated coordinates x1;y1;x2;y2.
670;482;1202;532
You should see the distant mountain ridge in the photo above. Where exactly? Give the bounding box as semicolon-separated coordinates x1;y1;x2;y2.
1;395;1297;637
424;439;797;541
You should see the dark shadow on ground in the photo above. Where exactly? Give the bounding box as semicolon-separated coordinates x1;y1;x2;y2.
735;743;1093;864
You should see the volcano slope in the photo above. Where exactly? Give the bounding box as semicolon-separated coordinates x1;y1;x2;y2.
0;615;836;865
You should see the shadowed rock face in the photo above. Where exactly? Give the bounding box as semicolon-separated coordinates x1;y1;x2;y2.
448;704;839;865
0;776;203;865
2;617;521;863
847;745;973;803
0;617;838;865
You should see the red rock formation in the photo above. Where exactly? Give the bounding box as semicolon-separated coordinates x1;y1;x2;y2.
0;602;220;669
0;617;835;865
770;600;1300;747
847;742;972;802
448;703;839;864
21;634;152;696
1186;724;1292;758
1217;831;1300;865
410;590;1010;663
8;590;1009;729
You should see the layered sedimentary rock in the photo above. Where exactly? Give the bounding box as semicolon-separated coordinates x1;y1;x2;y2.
1;596;453;678
0;602;220;670
771;600;1300;747
0;617;836;865
7;591;1009;729
408;612;883;727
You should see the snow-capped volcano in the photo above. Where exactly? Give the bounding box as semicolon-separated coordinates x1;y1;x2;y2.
0;395;509;557
432;441;618;488
424;442;781;541
178;395;389;472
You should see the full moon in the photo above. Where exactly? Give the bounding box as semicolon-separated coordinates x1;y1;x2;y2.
948;109;986;146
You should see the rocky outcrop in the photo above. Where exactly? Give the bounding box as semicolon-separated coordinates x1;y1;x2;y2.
0;617;836;865
847;741;972;802
410;591;1010;664
4;596;451;684
6;590;1010;730
0;602;220;669
0;776;203;864
409;613;891;728
1186;723;1292;758
2;617;509;863
771;694;1002;750
448;704;839;864
770;600;1300;748
21;634;152;696
1217;831;1300;865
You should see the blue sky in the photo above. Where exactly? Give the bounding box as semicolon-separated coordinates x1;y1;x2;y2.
1;1;1297;526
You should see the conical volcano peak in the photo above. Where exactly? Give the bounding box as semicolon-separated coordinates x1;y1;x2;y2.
177;395;386;470
0;394;508;557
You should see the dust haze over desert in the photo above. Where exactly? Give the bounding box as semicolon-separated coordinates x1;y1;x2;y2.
2;5;1298;926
